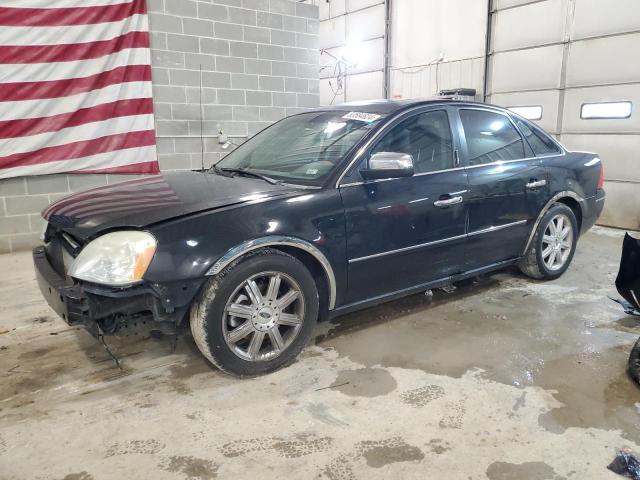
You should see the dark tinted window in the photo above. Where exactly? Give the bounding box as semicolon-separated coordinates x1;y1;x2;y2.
370;110;453;174
459;109;525;165
515;119;561;156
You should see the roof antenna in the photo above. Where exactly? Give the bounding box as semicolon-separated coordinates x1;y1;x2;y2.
199;63;205;172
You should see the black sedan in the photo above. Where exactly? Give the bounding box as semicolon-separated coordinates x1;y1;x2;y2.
34;99;606;375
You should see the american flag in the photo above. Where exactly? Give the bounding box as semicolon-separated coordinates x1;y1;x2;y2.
0;0;159;179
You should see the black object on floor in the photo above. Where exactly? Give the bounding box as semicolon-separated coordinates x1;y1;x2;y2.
608;449;640;479
616;233;640;312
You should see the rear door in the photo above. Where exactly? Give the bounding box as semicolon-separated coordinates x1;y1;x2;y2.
454;107;549;271
339;107;469;303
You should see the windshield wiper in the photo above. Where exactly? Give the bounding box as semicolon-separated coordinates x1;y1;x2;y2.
220;167;280;185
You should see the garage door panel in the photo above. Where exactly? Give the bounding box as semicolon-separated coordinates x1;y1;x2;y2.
493;0;566;52
490;90;561;133
346;71;383;102
320;0;346;21
490;45;563;93
598;181;640;230
572;0;640;40
347;0;384;12
560;134;640;182
319;17;345;49
346;4;385;40
562;84;640;133
566;34;640;87
494;0;541;10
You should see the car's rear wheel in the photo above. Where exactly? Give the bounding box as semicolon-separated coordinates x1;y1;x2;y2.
519;203;578;280
190;248;319;376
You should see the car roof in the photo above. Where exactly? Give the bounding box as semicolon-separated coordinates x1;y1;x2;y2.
311;98;502;116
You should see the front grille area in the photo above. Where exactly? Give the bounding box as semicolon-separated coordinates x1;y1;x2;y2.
43;227;81;283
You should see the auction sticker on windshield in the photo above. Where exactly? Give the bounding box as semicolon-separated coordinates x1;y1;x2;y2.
342;112;381;122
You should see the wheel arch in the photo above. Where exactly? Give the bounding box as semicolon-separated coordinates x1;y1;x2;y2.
206;236;337;310
521;191;585;256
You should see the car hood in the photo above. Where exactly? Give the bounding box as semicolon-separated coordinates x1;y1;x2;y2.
43;171;300;240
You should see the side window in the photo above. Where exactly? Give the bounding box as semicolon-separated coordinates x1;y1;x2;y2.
459;109;526;165
514;119;561;156
370;110;454;174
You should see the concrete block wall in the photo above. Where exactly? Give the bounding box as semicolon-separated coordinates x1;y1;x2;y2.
0;0;319;253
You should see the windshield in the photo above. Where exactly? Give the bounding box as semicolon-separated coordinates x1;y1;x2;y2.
213;111;383;186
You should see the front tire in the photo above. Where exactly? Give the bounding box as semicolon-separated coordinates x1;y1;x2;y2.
190;248;319;376
519;203;578;280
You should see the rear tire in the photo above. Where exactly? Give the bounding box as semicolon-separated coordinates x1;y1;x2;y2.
190;248;319;376
519;203;578;280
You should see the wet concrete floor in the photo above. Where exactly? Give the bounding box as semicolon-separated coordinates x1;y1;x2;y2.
0;226;639;479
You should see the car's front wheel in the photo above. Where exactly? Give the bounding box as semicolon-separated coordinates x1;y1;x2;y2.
519;203;578;280
190;248;319;376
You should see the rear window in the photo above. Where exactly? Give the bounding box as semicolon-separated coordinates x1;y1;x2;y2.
514;119;561;156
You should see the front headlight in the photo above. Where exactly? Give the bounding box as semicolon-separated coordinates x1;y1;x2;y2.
68;231;157;286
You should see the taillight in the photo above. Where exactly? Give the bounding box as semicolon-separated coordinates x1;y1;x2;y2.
597;161;604;189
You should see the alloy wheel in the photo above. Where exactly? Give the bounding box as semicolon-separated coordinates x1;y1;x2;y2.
222;271;305;361
541;213;573;271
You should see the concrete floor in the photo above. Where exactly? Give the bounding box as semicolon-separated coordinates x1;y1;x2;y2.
1;226;639;479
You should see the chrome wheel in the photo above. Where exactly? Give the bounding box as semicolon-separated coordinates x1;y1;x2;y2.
222;271;305;362
541;213;573;271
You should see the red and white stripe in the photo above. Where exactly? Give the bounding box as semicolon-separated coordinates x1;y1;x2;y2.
0;0;159;179
43;176;178;220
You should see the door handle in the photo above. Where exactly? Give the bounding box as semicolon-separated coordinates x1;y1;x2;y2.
434;196;463;208
526;179;547;189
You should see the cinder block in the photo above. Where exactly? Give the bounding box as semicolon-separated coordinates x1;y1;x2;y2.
5;196;50;215
247;121;273;136
257;44;283;60
182;18;214;37
242;0;269;12
216;56;245;73
172;104;201;120
203;71;232;88
167;33;200;53
184;53;215;71
243;26;270;43
283;47;307;63
257;12;282;29
297;93;319;108
174;138;203;153
269;0;294;15
272;92;297;107
158;153;192;171
308;79;319;94
297;63;317;79
186;86;217;104
271;61;296;77
152;50;185;68
200;38;230;56
0;237;10;254
233;105;260;121
26;175;69;195
68;174;108;192
147;0;164;13
156;120;189;136
29;214;45;233
213;0;242;6
295;2;318;19
166;0;197;17
154;103;172;120
10;233;41;252
0;215;31;235
232;73;259;89
169;68;200;86
286;107;307;116
285;77;307;93
199;2;228;21
283;15;306;33
152;85;187;103
0;178;26;197
214;22;244;40
149;13;183;33
246;90;272;106
156;138;175;154
260;106;285;121
152;67;170;84
229;7;257;25
306;19;318;34
150;31;167;50
215;121;248;136
244;59;271;75
270;29;295;46
217;89;246;105
204;105;234;120
296;33;318;49
230;41;258;59
259;75;284;91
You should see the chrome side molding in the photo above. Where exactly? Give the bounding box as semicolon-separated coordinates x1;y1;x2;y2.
207;235;337;310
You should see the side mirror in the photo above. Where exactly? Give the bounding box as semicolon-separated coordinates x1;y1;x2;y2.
361;152;415;180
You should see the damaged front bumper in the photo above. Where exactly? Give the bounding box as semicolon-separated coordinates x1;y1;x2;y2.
33;246;203;336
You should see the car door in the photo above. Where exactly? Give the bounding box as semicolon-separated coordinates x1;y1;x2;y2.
338;107;469;303
454;107;550;271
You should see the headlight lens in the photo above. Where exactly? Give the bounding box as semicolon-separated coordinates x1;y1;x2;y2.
68;231;157;286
